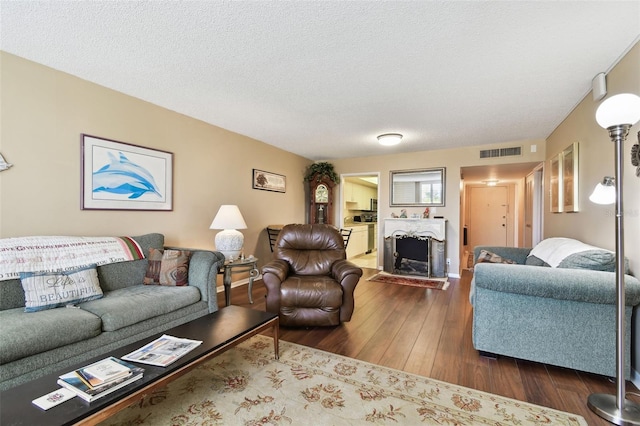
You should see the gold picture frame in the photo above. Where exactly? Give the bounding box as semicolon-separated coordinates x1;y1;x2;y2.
549;153;562;213
562;142;579;212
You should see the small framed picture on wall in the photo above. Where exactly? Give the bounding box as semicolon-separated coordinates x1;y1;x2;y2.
550;153;562;213
562;142;579;212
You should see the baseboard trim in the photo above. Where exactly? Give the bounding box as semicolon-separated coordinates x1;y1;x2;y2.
215;275;262;293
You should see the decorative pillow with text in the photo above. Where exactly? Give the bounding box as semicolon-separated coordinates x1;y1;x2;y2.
144;248;191;286
19;264;103;312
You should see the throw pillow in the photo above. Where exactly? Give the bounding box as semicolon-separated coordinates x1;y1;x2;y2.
476;249;516;265
144;248;191;286
524;255;550;267
528;237;628;272
19;264;103;312
558;250;629;273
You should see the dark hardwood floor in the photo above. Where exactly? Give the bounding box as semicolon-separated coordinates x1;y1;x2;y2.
218;267;638;425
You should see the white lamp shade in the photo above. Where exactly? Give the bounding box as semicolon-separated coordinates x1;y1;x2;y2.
209;205;247;230
377;133;403;146
589;179;616;205
595;93;640;129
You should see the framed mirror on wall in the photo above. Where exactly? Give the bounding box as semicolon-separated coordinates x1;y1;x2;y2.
390;168;446;207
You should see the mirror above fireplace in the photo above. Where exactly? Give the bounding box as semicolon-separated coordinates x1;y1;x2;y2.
390;167;445;207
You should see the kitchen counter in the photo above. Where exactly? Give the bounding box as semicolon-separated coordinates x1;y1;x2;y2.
343;221;376;227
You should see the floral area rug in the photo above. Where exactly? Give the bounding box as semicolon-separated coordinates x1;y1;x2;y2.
368;272;450;290
99;335;586;425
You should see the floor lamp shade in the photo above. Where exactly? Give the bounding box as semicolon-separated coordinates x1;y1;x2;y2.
210;205;247;260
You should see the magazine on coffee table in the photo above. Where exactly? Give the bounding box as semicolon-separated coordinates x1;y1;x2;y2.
122;334;203;367
57;358;144;402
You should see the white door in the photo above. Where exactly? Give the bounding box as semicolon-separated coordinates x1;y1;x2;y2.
468;186;508;249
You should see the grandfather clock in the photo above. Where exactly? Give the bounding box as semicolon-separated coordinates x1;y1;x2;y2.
308;174;335;225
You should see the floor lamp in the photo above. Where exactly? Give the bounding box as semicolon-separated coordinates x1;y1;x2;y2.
587;93;640;425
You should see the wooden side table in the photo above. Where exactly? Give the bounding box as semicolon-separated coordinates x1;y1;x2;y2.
220;257;259;306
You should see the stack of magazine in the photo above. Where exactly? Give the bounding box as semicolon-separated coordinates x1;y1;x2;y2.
122;334;202;367
57;357;144;402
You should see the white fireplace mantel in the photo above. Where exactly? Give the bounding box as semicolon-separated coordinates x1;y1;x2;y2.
384;218;447;240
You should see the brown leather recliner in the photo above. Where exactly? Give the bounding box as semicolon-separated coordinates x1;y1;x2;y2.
261;224;363;326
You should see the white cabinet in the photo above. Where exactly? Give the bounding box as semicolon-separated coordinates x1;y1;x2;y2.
345;183;376;210
344;181;359;209
345;225;368;259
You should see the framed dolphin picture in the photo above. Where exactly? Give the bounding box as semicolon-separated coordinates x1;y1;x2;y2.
81;134;173;210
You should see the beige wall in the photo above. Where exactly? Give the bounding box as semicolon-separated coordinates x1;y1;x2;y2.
332;139;546;274
545;41;640;274
0;52;311;265
2;43;638;276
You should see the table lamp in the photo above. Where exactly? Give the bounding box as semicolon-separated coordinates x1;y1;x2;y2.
210;205;247;260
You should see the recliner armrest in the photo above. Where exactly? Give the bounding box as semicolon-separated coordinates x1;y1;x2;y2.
261;259;290;283
331;259;363;283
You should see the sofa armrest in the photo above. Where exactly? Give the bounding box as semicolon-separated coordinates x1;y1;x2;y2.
473;262;640;306
474;246;531;264
165;246;225;313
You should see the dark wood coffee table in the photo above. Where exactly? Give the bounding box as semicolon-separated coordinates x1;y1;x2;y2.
0;305;279;426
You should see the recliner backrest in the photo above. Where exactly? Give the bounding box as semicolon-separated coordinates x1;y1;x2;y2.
275;224;345;276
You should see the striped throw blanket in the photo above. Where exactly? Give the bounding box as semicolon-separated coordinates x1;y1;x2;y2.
0;236;144;281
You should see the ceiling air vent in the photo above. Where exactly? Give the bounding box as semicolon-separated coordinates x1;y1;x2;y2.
479;146;522;159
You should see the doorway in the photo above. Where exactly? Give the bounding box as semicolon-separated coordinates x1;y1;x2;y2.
467;185;511;249
340;172;380;269
460;162;544;269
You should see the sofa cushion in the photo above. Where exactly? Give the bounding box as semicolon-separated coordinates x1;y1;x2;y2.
0;278;26;310
78;285;201;332
476;249;516;265
0;307;102;364
19;265;103;312
281;275;343;308
97;233;164;291
144;248;191;286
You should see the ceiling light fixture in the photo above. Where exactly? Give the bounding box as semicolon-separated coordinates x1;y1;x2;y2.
377;133;403;146
483;180;499;186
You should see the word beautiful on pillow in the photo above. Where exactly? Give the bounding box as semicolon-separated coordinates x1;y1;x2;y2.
19;264;103;312
144;248;192;286
476;249;516;265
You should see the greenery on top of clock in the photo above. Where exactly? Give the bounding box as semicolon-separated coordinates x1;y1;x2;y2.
304;162;340;184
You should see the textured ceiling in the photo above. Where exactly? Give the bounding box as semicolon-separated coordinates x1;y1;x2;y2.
1;1;639;161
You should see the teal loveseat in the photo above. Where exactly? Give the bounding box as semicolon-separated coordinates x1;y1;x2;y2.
0;233;225;390
470;244;640;378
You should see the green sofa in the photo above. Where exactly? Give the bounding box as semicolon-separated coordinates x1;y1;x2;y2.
0;233;224;390
470;244;640;378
